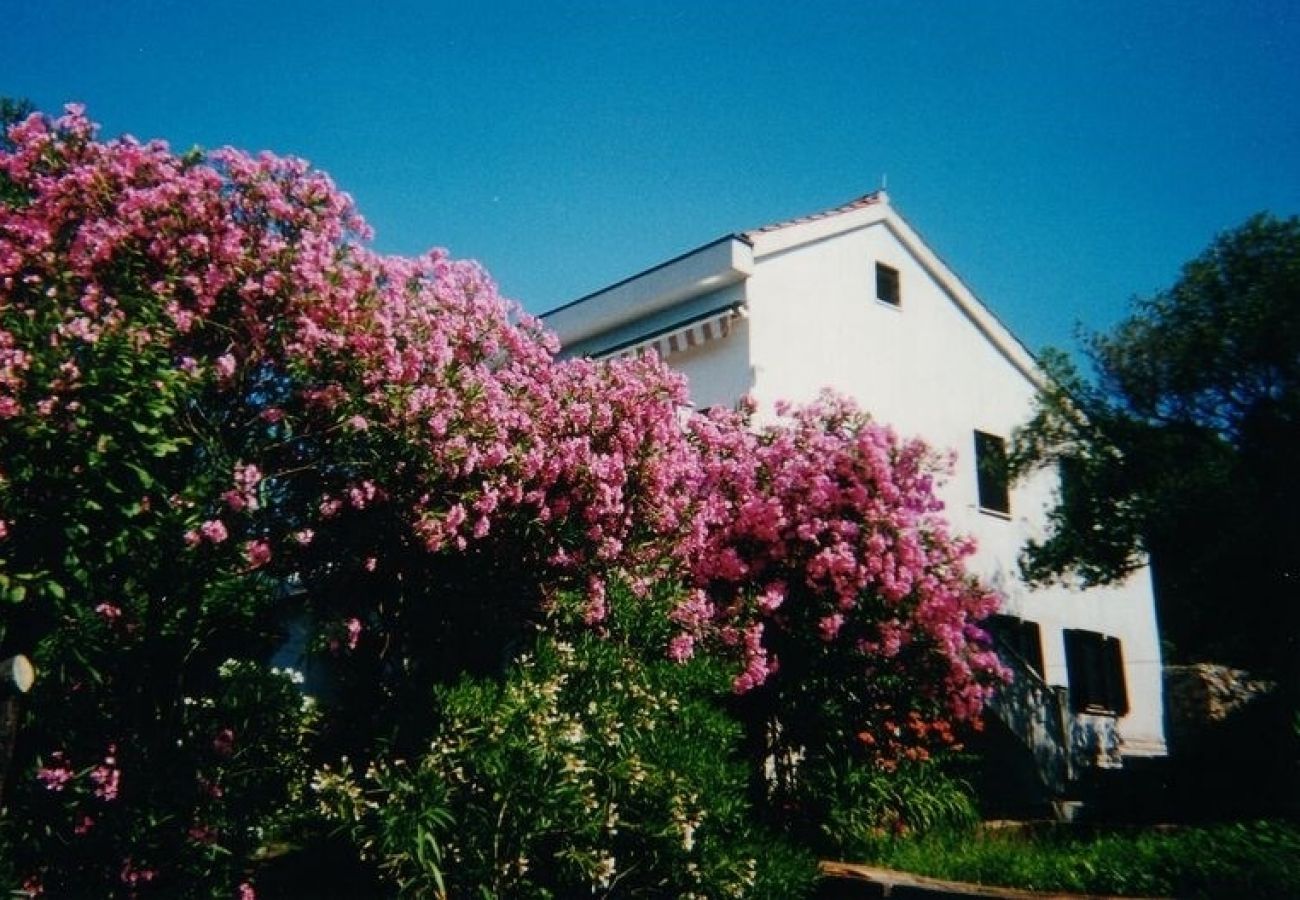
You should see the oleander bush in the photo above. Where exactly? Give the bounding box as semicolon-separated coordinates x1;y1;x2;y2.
0;104;1003;896
315;585;818;898
808;756;980;857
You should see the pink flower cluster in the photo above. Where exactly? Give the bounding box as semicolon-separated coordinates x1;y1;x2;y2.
35;752;72;792
676;395;1007;723
0;105;1004;778
90;744;121;801
33;744;121;801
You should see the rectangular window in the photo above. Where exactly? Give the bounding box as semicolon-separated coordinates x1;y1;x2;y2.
1063;629;1129;716
985;614;1044;678
974;430;1010;515
875;262;901;306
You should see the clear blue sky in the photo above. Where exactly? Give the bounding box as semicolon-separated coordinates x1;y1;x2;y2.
5;1;1298;352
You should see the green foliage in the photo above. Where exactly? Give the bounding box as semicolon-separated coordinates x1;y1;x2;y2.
859;820;1300;899
0;103;997;896
1011;213;1300;678
314;584;818;899
0;96;35;153
1;660;317;897
805;757;978;858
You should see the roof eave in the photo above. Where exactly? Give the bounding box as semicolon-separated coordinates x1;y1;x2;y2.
542;235;754;346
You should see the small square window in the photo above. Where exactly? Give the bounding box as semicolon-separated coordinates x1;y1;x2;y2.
875;262;901;306
974;430;1010;515
1063;629;1129;716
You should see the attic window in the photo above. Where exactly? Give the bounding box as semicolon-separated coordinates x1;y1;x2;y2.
875;262;901;307
974;430;1010;515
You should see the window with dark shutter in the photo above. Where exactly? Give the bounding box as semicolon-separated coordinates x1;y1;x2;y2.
974;431;1010;515
985;614;1044;678
1063;629;1129;715
876;262;901;307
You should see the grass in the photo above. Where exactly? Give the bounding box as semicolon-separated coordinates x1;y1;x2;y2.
850;819;1300;898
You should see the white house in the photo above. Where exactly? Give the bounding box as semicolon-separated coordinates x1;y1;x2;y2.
543;191;1167;795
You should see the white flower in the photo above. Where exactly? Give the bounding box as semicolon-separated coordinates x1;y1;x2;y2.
593;852;616;888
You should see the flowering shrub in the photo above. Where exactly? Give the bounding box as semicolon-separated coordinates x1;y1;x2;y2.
805;756;980;857
7;659;314;897
0;105;698;893
676;397;1006;801
0;104;1003;894
314;585;818;899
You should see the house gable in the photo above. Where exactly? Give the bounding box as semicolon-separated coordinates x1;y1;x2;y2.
742;208;1038;457
742;193;1043;393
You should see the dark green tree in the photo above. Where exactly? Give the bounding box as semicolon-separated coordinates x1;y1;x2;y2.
1011;213;1300;684
0;97;35;151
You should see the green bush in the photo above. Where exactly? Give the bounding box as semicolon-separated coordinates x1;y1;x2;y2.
806;756;979;858
313;589;817;898
1;658;317;897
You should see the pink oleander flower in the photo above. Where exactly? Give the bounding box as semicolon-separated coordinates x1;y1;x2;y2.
818;613;845;642
119;858;157;889
294;528;315;546
200;519;228;544
214;353;236;381
95;602;122;622
36;753;73;792
244;539;271;569
90;752;120;801
212;727;235;758
233;463;262;491
583;576;607;625
345;617;362;650
757;583;785;613
74;814;95;836
667;633;695;662
347;414;368;431
237;882;257;900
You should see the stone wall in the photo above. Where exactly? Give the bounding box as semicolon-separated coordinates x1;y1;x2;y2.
1163;663;1275;747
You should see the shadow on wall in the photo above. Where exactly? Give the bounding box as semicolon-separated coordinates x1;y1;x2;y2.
985;663;1073;796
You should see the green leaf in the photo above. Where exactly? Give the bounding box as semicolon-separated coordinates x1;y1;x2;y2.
125;461;156;490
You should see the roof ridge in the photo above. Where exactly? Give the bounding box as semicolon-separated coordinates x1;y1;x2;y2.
742;190;887;238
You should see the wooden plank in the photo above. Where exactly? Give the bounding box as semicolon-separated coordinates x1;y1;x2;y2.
819;861;1171;900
